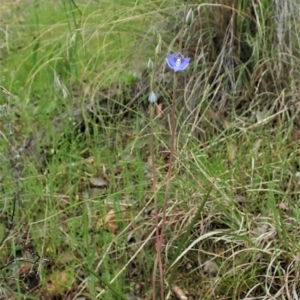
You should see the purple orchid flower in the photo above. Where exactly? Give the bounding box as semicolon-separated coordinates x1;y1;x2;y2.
166;53;191;72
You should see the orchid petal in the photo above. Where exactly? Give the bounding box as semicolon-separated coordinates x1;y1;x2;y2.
166;53;191;72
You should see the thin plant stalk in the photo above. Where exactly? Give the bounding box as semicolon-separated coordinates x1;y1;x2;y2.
159;71;179;245
147;56;163;299
154;5;191;298
156;71;179;300
150;103;161;299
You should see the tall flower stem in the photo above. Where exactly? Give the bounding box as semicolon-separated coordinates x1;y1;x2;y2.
147;56;163;299
150;103;160;300
162;71;179;229
156;71;179;299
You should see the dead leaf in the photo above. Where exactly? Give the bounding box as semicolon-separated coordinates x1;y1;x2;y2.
85;156;94;164
47;270;73;294
278;201;288;211
156;103;163;117
256;105;269;122
172;285;188;300
105;209;118;234
253;138;262;156
20;249;33;274
97;208;132;234
203;260;219;276
89;176;108;187
251;221;276;241
227;142;237;161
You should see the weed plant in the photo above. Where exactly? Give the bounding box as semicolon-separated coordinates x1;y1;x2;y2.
0;0;300;299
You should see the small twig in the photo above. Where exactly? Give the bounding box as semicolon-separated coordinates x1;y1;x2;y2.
0;255;49;272
0;85;12;96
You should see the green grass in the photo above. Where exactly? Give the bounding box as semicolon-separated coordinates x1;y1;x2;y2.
1;0;300;299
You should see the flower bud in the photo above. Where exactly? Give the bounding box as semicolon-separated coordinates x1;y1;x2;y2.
155;43;161;55
149;91;157;104
157;33;162;45
147;58;154;70
186;8;194;26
